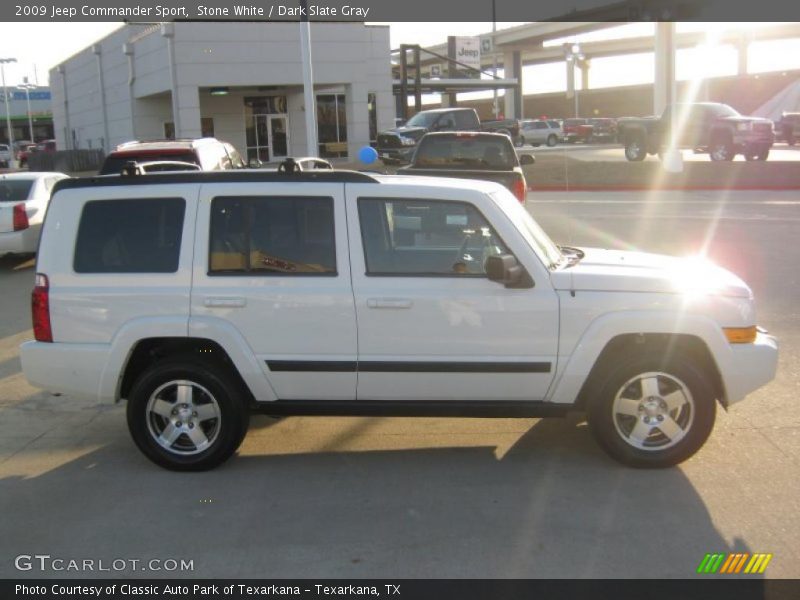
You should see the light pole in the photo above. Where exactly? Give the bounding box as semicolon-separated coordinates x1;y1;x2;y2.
20;78;35;143
564;43;585;118
0;57;18;168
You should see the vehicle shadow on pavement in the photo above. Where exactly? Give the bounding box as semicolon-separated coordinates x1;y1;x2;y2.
0;414;761;581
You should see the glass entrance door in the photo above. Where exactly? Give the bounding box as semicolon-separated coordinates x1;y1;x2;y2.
269;116;288;159
246;114;288;164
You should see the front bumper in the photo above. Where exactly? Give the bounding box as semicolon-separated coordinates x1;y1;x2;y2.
723;332;779;405
733;132;775;148
377;146;415;163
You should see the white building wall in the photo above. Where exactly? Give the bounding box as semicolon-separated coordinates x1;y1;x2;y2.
52;22;392;158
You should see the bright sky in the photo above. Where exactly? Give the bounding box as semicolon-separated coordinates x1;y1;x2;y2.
0;21;798;93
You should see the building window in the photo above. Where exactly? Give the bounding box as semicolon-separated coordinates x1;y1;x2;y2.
164;122;175;140
317;94;347;158
368;93;377;144
244;96;289;163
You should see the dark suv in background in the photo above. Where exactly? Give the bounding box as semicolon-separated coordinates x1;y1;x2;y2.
776;113;799;146
99;138;245;175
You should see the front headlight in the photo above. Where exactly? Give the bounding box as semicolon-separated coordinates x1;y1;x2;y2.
737;122;752;132
400;137;417;146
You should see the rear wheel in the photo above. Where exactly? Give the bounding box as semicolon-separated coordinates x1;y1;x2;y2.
624;135;646;161
587;353;716;468
127;359;250;471
784;127;794;146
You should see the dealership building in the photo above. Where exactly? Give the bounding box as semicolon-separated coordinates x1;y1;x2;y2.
49;22;394;161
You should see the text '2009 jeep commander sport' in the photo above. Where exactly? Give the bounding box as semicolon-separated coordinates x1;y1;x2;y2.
21;169;778;470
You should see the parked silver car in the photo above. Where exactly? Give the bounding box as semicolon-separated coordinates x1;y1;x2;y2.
520;120;561;147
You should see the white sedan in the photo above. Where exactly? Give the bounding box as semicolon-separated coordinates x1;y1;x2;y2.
0;172;69;255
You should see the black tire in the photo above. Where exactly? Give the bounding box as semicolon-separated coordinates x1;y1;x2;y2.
756;146;770;161
127;359;250;471
709;134;735;161
783;127;794;146
587;353;716;468
624;135;647;161
546;134;557;147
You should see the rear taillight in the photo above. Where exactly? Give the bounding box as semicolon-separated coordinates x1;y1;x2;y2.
512;178;527;203
32;273;52;342
13;204;29;231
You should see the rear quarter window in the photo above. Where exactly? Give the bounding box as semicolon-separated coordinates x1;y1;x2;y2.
73;198;185;273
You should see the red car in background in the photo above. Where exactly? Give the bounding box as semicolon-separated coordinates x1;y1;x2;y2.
562;118;591;143
588;118;618;143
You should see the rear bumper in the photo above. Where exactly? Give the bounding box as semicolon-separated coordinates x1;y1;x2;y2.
20;341;114;402
723;332;779;405
0;226;39;254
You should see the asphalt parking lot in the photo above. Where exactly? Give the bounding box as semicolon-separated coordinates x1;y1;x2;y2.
519;140;800;162
0;190;798;579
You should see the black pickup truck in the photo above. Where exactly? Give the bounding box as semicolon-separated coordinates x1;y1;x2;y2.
377;108;520;164
617;102;775;162
395;132;534;203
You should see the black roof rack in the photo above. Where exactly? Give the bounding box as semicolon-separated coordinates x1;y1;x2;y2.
52;168;379;194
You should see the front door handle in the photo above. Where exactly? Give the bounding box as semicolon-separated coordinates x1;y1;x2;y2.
204;296;247;308
367;298;413;309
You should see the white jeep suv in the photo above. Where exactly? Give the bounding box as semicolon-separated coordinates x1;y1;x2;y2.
21;169;778;470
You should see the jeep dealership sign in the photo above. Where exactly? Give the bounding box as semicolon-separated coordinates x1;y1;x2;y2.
447;36;481;78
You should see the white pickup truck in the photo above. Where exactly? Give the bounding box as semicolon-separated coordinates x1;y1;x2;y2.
20;168;778;470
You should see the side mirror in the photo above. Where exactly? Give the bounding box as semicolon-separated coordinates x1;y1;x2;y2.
519;154;535;166
248;158;263;168
486;254;533;289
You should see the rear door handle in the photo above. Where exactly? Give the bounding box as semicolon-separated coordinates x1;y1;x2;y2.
367;298;413;309
204;296;247;308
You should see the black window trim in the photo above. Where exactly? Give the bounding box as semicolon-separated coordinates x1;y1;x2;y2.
72;197;186;274
357;196;515;279
207;194;338;278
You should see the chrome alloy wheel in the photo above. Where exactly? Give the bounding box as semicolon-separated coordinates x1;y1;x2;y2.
145;380;221;455
611;371;694;451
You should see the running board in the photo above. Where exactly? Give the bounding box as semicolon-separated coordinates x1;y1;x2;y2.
252;400;575;418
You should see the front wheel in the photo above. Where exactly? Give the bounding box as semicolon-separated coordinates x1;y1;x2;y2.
546;134;557;147
127;359;250;471
624;136;646;161
587;354;716;468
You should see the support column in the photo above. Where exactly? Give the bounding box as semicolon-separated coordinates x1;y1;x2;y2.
654;21;676;116
655;22;682;172
174;86;202;139
580;59;590;91
345;82;371;160
736;33;749;76
503;50;522;119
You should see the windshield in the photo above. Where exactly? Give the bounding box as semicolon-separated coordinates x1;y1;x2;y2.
710;104;740;118
490;190;563;268
405;112;439;128
0;179;33;202
414;136;517;170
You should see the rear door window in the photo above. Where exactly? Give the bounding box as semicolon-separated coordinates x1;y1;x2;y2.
74;198;185;273
209;196;336;275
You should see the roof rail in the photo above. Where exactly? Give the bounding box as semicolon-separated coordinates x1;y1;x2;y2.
52;169;379;193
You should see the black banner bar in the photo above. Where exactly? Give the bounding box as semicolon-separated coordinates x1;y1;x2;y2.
3;579;800;600
2;0;800;22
